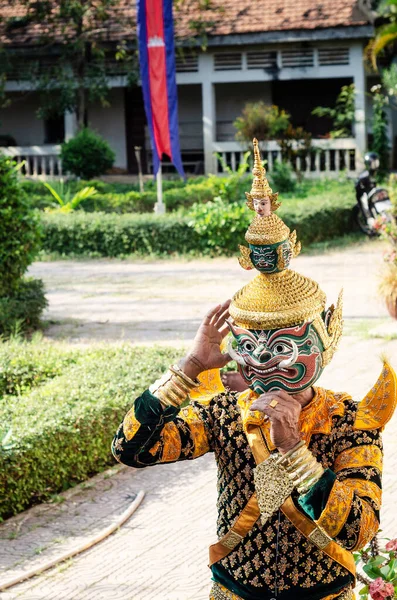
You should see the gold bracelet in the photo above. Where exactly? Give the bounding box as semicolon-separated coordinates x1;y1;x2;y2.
277;442;324;495
149;365;200;409
170;364;201;388
296;464;325;494
277;440;305;463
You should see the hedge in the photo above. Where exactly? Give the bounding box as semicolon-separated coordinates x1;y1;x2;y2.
0;340;79;397
0;278;48;336
0;344;182;520
41;212;201;256
40;194;356;257
24;177;221;213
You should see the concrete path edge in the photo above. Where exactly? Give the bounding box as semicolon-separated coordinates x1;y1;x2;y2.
0;490;145;592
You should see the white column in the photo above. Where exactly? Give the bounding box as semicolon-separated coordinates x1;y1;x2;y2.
200;54;217;174
64;110;78;141
351;43;367;169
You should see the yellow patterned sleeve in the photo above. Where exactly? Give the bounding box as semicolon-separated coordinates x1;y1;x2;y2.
111;389;213;468
300;397;383;551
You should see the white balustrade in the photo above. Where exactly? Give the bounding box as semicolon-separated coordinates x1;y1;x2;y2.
213;138;358;178
0;145;62;179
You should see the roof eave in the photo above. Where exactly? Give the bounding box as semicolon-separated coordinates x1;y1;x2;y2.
177;24;374;48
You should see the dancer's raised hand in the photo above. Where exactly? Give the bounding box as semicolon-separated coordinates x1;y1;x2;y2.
180;300;231;380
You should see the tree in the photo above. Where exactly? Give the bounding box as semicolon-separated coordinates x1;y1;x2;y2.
0;155;41;294
370;84;390;179
2;0;224;125
312;84;355;138
366;0;397;69
234;103;291;144
233;102;312;181
4;0;136;126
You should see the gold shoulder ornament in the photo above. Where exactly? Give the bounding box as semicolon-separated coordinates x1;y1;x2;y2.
354;361;397;430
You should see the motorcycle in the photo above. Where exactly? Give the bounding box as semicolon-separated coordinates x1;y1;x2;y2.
353;152;393;236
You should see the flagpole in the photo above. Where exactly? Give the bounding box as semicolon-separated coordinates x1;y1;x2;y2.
155;162;165;214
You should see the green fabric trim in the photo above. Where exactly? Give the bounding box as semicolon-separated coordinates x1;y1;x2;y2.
134;389;179;425
298;468;337;520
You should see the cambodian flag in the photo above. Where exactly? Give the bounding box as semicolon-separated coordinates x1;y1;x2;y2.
137;0;185;178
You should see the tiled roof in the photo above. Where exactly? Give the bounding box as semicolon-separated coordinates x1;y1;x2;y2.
0;0;369;47
175;0;369;37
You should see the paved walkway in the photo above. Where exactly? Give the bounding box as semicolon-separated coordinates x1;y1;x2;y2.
1;242;396;599
28;240;391;345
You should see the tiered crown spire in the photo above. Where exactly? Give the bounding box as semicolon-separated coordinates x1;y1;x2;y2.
245;138;280;211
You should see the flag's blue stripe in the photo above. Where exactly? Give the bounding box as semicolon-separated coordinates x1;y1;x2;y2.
163;0;185;178
137;0;160;176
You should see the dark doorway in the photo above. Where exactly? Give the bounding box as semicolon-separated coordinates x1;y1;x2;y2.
273;78;353;137
125;86;147;174
44;115;65;144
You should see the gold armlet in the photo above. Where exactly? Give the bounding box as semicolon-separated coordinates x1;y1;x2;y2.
149;364;200;409
277;443;325;495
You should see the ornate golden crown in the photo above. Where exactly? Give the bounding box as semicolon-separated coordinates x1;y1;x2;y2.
245;138;281;212
230;139;343;367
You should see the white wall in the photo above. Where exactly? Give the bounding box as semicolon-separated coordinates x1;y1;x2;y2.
88;88;127;170
0;92;45;145
215;81;272;141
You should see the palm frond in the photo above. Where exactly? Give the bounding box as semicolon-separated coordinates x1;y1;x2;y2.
43;182;65;207
69;186;97;210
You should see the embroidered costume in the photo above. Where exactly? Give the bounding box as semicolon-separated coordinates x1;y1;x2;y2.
112;140;397;600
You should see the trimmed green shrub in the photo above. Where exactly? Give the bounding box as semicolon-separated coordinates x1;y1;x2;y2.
26;180;220;214
60;128;115;179
270;161;296;193
0;156;42;294
0;339;78;397
0;278;48;336
40;189;356;257
0;344;182;519
41;211;200;257
84;190;157;213
188;198;251;253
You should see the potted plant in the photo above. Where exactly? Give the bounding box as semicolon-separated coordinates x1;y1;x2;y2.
355;536;397;599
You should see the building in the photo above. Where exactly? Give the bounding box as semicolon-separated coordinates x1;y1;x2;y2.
0;0;391;179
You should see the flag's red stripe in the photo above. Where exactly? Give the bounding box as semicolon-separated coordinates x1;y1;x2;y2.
145;1;171;158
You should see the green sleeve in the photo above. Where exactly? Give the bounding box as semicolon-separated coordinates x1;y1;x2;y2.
298;468;336;520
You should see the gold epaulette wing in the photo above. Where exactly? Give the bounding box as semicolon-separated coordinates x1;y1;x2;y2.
354;362;397;430
189;368;225;404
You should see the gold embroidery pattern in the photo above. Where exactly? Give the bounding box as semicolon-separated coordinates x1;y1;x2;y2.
213;391;354;592
148;440;161;456
190;368;225;403
238;387;348;447
334;445;382;473
179;404;210;458
353;499;379;551
341;478;382;510
354;362;397;430
210;582;243;600
123;406;141;441
308;526;333;549
317;481;354;538
160;422;182;462
114;388;381;594
221;530;244;551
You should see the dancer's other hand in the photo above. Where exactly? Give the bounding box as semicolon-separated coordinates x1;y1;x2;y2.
180;300;231;380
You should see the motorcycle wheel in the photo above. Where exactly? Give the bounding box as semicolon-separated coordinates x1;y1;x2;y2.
352;205;378;237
